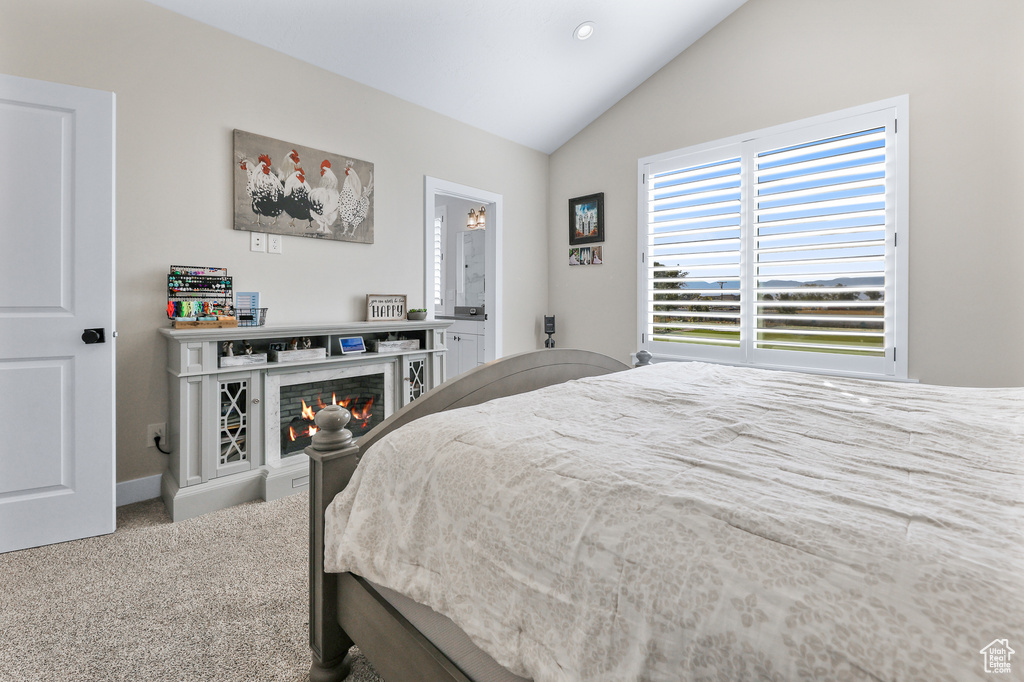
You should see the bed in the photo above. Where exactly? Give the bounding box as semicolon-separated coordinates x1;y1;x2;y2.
307;349;1023;681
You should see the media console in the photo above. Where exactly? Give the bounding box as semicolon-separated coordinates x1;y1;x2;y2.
158;321;450;521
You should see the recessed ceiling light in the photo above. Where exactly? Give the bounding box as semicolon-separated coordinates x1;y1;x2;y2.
573;21;595;41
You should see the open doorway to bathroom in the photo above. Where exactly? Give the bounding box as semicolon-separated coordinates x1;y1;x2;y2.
424;177;502;379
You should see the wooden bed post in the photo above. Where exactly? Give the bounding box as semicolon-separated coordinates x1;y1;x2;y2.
306;405;360;682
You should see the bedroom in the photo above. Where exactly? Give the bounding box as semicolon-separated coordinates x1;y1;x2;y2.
1;0;1021;679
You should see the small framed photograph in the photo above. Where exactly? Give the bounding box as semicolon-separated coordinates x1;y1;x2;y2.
339;336;366;354
366;294;407;321
268;342;285;352
569;248;581;266
592;245;603;265
568;192;604;245
580;246;592;265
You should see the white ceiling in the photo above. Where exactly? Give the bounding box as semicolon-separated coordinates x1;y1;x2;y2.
145;0;747;153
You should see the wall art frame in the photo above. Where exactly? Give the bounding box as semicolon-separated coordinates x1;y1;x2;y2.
568;192;604;246
233;129;374;244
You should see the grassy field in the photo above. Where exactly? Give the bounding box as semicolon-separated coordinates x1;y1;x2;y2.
652;327;884;356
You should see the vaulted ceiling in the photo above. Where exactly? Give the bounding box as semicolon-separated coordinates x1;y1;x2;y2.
145;0;747;153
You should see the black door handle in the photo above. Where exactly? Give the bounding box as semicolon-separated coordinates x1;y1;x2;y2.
82;328;105;344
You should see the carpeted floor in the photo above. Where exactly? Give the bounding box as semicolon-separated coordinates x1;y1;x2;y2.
0;493;383;682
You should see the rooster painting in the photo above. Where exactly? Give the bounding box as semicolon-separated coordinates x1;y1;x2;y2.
276;148;301;183
308;159;341;234
338;161;374;237
233;129;373;243
282;167;312;228
238;154;284;225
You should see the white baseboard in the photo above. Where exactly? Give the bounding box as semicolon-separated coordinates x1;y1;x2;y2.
116;474;163;507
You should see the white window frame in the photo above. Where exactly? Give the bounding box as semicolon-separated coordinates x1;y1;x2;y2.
637;96;909;380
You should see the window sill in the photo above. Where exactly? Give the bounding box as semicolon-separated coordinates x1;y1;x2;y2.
633;353;918;383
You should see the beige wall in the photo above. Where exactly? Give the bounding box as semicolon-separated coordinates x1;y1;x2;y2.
548;0;1024;386
0;0;550;482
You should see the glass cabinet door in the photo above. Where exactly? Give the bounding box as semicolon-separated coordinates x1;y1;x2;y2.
403;354;429;404
215;374;257;477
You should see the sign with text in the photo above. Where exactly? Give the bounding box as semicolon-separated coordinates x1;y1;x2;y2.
366;294;407;321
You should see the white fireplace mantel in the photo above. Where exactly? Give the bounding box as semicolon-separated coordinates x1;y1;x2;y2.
158;320;450;521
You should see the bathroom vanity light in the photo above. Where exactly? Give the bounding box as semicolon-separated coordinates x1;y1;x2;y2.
467;206;486;230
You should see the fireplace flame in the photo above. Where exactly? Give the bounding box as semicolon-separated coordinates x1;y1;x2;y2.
287;422;319;442
351;396;374;428
286;392;376;444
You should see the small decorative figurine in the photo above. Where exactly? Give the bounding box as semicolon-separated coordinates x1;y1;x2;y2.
288;338;299;351
222;340;234;357
301;337;312;349
242;340;253;355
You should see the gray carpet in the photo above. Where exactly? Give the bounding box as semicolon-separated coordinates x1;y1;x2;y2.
0;493;383;682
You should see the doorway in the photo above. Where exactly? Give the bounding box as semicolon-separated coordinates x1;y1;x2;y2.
423;177;502;377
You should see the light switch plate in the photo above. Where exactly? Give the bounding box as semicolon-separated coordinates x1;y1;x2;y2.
250;232;266;252
268;234;283;254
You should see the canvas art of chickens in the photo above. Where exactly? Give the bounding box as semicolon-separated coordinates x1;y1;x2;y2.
233;129;374;244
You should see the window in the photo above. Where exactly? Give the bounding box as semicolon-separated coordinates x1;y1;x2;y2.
638;97;908;379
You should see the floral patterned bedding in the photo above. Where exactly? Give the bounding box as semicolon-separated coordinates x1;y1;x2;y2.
325;361;1024;681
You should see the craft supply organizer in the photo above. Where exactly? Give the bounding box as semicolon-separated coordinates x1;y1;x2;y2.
167;265;236;328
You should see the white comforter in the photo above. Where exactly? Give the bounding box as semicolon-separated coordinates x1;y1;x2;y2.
325;361;1024;681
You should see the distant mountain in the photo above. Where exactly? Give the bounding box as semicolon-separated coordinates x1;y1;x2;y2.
760;277;884;288
679;276;883;291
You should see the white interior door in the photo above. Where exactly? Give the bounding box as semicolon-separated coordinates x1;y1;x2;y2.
0;74;116;553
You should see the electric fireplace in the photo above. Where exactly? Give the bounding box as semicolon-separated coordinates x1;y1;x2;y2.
265;364;394;466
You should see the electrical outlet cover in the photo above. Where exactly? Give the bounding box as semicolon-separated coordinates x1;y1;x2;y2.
268;234;283;254
250;232;266;252
146;423;166;448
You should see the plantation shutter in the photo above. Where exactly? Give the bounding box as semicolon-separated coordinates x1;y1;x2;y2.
638;99;906;378
433;215;445;312
642;145;744;362
751;110;896;374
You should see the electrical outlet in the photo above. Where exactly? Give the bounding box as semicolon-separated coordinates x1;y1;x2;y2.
268;234;283;254
146;423;166;448
250;232;266;252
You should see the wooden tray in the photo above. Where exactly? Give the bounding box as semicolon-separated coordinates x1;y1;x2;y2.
219;353;268;367
269;348;327;363
369;339;420;352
